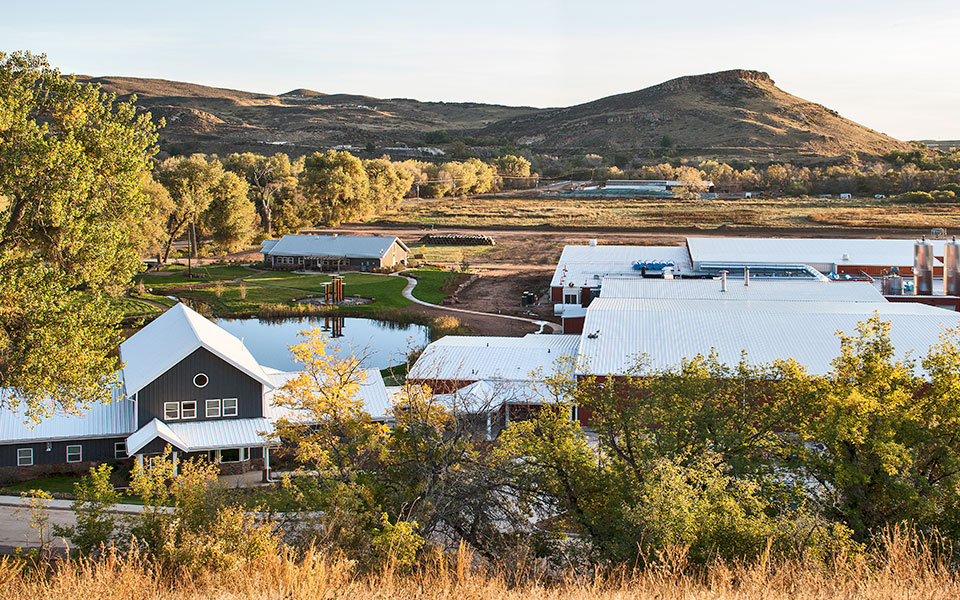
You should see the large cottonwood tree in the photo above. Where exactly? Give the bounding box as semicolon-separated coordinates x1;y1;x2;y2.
0;51;159;420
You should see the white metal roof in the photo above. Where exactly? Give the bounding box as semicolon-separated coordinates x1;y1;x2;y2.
259;234;407;259
433;380;553;413
576;298;960;377
686;237;947;270
598;277;886;302
551;244;693;288
409;334;581;382
263;367;393;421
126;417;272;454
0;387;135;443
120;303;274;397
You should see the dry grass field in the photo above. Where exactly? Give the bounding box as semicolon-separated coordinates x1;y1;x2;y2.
3;532;958;600
383;196;960;232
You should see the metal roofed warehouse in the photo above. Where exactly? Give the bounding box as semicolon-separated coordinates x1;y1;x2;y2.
686;237;950;275
408;334;582;390
575;298;960;377
598;277;886;302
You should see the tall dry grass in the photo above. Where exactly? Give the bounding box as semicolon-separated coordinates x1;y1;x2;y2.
2;529;958;600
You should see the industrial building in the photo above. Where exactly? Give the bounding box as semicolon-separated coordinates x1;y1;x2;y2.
406;235;960;429
551;236;960;319
260;234;409;271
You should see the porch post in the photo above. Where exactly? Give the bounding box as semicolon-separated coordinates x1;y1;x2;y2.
136;454;144;469
263;445;271;483
172;451;178;477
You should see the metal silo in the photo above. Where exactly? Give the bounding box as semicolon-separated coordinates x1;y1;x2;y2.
945;236;960;296
914;236;934;296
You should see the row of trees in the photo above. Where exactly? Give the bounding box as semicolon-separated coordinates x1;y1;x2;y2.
140;150;534;259
580;160;960;197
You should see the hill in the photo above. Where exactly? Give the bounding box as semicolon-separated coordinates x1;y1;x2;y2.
78;75;533;157
480;70;911;160
78;70;911;161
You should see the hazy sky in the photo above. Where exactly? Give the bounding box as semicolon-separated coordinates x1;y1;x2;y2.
4;0;959;139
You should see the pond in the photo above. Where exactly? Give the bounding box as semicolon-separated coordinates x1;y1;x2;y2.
214;316;430;371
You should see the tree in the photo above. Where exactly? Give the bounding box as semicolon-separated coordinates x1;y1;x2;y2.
270;175;308;235
363;158;413;213
54;464;120;556
800;317;960;541
300;150;370;226
156;155;224;262
138;175;175;264
203;171;257;253
493;155;532;178
672;166;708;201
0;51;159;419
223;152;292;235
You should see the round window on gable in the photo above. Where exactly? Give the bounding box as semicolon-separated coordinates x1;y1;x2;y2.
193;373;209;388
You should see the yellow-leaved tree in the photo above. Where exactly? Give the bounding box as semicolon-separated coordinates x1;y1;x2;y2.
271;328;386;479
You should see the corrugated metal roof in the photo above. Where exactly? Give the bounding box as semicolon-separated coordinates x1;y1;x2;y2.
263;367;392;421
687;237;947;269
576;298;960;377
120;303;274;397
167;418;271;451
259;239;279;253
259;234;405;259
551;245;693;287
0;387;135;443
434;380;552;413
598;277;886;302
126;417;272;454
409;334;581;382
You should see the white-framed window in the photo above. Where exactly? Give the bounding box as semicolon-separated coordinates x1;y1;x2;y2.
222;398;238;417
66;445;82;463
164;402;180;420
564;292;578;304
17;448;33;467
114;441;127;460
206;398;221;418
181;400;197;419
193;373;209;388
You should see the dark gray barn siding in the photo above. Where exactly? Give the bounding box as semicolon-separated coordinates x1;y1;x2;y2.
0;437;127;468
137;347;263;427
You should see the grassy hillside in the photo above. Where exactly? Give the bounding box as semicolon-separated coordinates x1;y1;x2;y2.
77;70;910;161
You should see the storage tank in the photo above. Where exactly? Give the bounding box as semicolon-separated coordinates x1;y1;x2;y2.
884;268;904;295
945;237;960;296
914;236;934;296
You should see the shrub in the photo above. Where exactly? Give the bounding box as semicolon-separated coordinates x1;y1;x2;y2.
369;513;425;572
893;191;936;203
54;464;120;556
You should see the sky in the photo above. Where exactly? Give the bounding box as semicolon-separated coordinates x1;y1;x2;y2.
4;0;959;140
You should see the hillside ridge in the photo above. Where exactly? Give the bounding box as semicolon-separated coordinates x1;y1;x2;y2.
77;69;910;160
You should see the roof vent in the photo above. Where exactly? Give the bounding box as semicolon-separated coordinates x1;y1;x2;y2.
589;239;598;247
842;252;850;261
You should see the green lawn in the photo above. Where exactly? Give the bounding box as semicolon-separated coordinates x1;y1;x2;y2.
1;475;80;496
381;362;410;386
404;269;458;304
136;264;256;288
113;296;163;318
245;272;411;310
